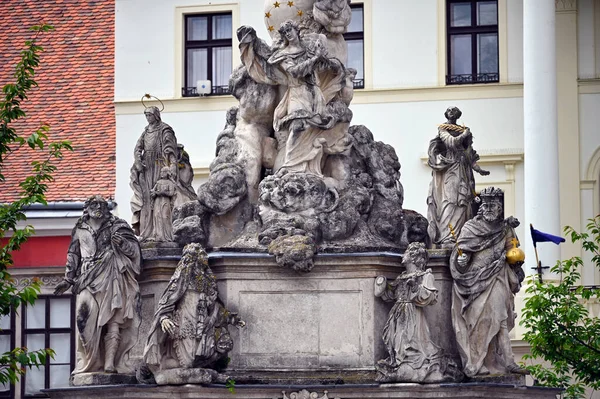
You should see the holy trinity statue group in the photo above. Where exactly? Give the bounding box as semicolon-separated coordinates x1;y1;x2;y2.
51;0;529;388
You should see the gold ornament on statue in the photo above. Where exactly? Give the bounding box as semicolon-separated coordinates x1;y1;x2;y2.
506;238;525;265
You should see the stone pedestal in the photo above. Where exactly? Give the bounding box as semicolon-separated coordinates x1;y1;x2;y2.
70;372;137;386
45;382;561;399
215;250;456;382
134;249;457;382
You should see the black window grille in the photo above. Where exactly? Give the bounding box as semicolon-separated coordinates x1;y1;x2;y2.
183;12;233;97
0;311;15;399
343;4;365;89
22;295;75;398
446;0;499;85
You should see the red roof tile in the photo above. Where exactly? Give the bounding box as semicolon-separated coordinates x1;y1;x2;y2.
0;0;115;203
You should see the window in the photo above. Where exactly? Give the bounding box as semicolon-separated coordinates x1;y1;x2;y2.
446;0;499;84
22;296;75;398
343;4;365;89
183;12;233;97
0;312;14;399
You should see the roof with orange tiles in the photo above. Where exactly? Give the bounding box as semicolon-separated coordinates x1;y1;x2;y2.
0;0;115;203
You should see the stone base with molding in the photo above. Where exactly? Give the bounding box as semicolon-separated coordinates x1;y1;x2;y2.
45;383;561;399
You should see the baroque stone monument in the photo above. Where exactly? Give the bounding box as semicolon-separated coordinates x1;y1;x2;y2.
54;195;141;386
45;2;559;398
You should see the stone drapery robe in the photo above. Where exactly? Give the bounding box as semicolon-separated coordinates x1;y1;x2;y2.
380;270;440;370
66;216;141;374
130;121;177;240
143;261;234;370
449;217;520;376
426;125;478;246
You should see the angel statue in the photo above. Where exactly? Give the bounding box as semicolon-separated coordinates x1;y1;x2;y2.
237;20;350;175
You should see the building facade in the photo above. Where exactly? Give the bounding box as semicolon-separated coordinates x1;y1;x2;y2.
1;0;600;397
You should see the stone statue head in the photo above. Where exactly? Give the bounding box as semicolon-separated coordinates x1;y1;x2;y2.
181;243;208;270
402;242;429;271
278;20;300;45
83;195;110;221
444;106;462;123
478;187;504;222
144;106;162;124
159;166;173;180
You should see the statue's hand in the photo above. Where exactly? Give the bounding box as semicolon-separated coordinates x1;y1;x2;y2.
111;232;124;246
506;216;520;228
237;26;256;43
160;318;177;336
457;253;470;267
54;279;72;295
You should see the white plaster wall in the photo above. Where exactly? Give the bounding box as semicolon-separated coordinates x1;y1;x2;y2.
579;0;596;79
115;0;269;101
506;0;523;82
370;0;438;88
349;97;524;215
579;93;600;180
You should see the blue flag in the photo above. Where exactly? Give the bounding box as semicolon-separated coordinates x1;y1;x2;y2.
530;224;566;248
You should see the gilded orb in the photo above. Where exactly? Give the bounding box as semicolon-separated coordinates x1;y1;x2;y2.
506;238;525;265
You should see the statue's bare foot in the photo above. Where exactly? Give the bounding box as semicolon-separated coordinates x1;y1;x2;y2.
478;366;490;375
104;366;117;374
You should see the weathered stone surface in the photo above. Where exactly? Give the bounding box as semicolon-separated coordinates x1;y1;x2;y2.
167;10;428;270
140;244;244;383
54;196;141;378
449;187;526;377
70;372;137;387
375;243;462;383
206;252;458;373
153;368;217;385
131;107;195;243
45;381;561;399
426;106;490;248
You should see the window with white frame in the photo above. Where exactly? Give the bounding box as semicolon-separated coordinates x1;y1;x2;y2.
446;0;499;84
22;295;74;398
183;12;233;97
344;4;365;89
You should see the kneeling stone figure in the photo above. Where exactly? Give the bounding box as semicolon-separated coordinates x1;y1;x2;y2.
141;243;245;384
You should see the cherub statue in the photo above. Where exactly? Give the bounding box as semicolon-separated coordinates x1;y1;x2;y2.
150;166;177;242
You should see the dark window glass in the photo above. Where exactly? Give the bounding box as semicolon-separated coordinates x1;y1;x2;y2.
343;4;365;89
183;13;233;97
23;296;75;398
447;0;499;84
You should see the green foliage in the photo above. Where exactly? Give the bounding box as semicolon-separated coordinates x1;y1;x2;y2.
521;216;600;399
0;24;71;385
225;377;236;394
